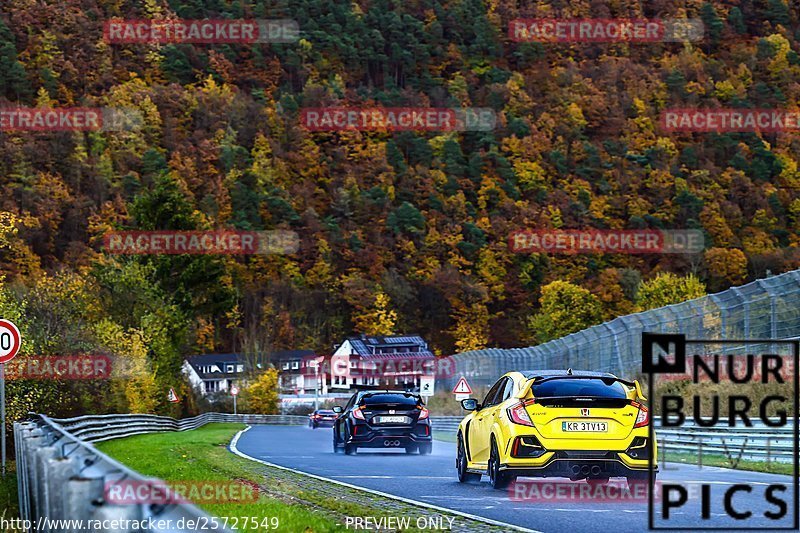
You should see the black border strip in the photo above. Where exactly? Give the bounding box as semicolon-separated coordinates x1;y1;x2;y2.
647;338;799;531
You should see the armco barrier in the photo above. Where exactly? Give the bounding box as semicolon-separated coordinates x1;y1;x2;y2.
14;413;307;532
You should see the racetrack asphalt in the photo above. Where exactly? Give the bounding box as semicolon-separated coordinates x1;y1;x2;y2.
234;425;797;533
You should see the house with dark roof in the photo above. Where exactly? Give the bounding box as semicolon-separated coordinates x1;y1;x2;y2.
183;349;320;398
182;353;246;395
330;334;434;392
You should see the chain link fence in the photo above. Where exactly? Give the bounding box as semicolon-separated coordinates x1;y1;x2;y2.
445;269;800;388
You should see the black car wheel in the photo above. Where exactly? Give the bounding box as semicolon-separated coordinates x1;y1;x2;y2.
418;443;432;455
333;432;343;453
587;477;610;487
456;433;480;483
405;444;418;454
345;443;357;455
488;438;514;490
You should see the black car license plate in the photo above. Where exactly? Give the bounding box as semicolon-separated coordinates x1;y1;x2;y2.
374;415;409;424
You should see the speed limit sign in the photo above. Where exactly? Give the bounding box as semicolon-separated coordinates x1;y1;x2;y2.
0;319;21;364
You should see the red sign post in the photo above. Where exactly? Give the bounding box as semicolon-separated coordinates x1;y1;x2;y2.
0;319;22;478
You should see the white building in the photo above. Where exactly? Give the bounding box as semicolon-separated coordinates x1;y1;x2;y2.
182;353;245;395
330;334;434;391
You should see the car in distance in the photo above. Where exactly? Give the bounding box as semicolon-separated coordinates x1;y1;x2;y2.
456;370;657;489
309;409;337;428
332;390;432;455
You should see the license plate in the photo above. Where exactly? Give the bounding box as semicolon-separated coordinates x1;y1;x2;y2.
376;416;407;424
562;421;607;432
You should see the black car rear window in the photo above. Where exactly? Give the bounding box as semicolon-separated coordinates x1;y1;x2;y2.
360;394;419;405
532;378;627;399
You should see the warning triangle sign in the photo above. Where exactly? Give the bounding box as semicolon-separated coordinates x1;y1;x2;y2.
452;377;472;394
167;387;180;403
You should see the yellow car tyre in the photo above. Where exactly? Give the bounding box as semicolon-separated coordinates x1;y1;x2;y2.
488;438;516;490
456;432;481;483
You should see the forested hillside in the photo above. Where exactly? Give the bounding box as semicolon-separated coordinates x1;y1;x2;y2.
0;0;799;416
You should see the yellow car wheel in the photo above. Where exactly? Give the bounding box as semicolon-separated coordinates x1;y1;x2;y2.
456;433;480;483
488;438;515;490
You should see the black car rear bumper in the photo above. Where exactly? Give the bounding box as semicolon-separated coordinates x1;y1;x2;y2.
345;424;432;448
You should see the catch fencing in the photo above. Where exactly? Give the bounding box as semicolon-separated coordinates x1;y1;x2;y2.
444;269;800;388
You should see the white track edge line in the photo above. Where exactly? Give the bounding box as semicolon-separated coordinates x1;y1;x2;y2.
228;426;542;533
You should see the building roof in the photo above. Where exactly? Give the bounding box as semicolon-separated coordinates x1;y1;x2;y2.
344;334;433;358
185;350;316;379
185;354;244;379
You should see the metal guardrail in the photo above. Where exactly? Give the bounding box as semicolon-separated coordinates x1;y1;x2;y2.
48;413;308;443
14;415;231;532
13;412;308;532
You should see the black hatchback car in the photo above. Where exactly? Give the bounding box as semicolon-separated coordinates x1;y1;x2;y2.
332;390;433;455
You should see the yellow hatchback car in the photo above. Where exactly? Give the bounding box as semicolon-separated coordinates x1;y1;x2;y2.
456;370;657;489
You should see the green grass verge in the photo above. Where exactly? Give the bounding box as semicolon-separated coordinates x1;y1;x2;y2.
98;423;481;533
1;462;19;517
433;432;456;443
97;423;346;532
663;451;794;475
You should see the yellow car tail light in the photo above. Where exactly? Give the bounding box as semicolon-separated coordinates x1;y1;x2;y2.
631;401;649;428
507;400;535;426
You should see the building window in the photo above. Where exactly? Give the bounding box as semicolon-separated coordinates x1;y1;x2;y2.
282;362;290;370
204;381;219;393
291;361;299;370
350;360;357;368
226;365;234;373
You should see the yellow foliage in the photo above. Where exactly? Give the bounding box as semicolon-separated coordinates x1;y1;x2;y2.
246;369;280;414
451;303;490;352
354;292;397;336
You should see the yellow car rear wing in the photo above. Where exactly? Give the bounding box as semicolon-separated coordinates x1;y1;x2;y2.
515;375;644;400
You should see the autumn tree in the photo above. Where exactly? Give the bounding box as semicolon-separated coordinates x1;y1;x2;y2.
353;292;398;336
529;281;603;343
704;248;748;291
246;369;280;414
636;273;707;311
